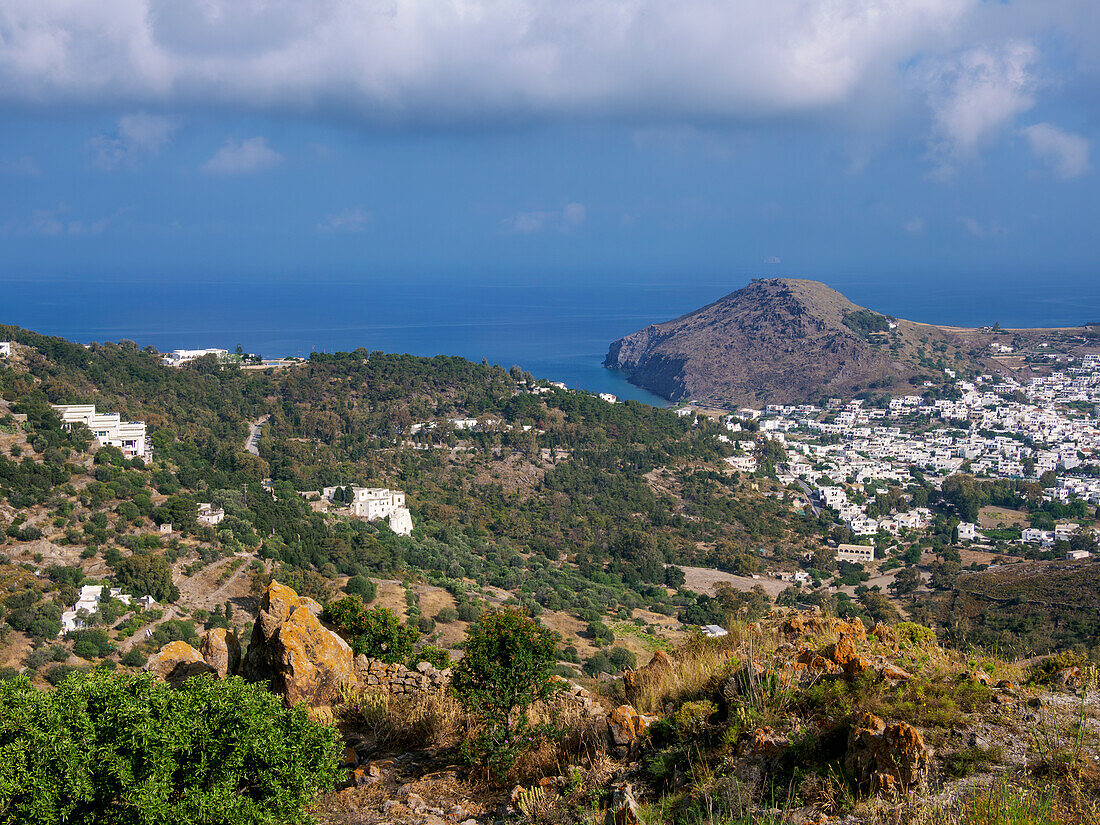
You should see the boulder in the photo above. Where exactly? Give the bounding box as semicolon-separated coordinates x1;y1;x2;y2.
146;640;217;687
242;581;356;708
199;628;241;678
607;704;656;753
624;649;674;704
845;712;931;796
604;784;640;825
1053;667;1083;691
879;663;912;683
824;637;870;677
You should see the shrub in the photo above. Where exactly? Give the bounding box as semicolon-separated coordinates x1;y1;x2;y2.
321;597;418;664
413;645;452;669
435;607;458;623
451;608;560;780
120;648;147;668
345;574;377;604
0;670;341;824
113;551;179;602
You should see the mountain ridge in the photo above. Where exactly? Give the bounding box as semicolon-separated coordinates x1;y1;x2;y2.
606;278;984;407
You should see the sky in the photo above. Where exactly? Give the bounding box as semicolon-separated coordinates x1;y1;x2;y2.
0;1;1098;284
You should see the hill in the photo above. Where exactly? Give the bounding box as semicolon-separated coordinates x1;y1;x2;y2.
605;278;986;406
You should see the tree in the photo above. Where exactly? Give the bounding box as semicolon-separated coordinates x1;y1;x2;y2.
0;670;340;825
891;566;921;598
450;609;560;780
345;574;377;604
113;552;179;602
321;597;417;663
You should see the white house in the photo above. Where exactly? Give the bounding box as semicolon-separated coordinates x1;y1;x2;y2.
1067;549;1092;561
837;544;875;563
197;503;225;526
323;486;413;534
60;586;156;634
52;404;151;462
701;625;728;638
957;522;978;541
597;393;618;404
725;454;758;473
0;342;11;358
163;348;229;366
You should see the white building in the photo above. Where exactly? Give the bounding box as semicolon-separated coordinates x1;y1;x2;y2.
701;625;728;638
60;585;156;634
197;503;225;526
837;544;875;563
0;342;11;358
725;454;758;473
163;348;229;366
323;486;413;534
52;404;151;462
957;522;978;541
597;393;618;403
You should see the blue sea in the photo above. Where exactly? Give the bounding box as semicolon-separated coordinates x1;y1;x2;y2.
3;271;1099;406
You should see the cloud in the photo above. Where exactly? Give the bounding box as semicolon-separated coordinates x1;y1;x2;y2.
1021;123;1091;180
763;256;781;264
502;202;586;234
904;217;925;235
317;206;371;233
89;113;178;170
959;216;1003;239
201;137;282;175
0;155;40;176
0;1;979;126
918;41;1038;173
14;204;122;236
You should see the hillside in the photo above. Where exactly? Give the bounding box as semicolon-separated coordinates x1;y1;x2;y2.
606;278;988;406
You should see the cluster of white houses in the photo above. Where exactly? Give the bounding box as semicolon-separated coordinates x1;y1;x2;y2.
321;487;413;536
61;585;156;635
162;348;229;366
51;403;152;463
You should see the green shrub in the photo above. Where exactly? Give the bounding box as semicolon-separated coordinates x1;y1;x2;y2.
413;645;451;669
321;597;417;664
345;574;377;604
451;608;560;780
0;670;341;824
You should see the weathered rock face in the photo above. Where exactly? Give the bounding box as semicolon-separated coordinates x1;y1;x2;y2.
241;581;356;708
623;649;674;705
199;628;241;679
146;640;216;687
607;704;657;754
845;712;931;796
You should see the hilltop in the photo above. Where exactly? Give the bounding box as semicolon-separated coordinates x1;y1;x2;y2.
604;278;1095;407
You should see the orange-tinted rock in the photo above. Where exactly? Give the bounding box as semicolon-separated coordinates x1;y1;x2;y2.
608;704;657;752
845;712;931;795
879;663;912;682
146;640;217;687
871;622;897;649
242;581;356;708
199;628;241;678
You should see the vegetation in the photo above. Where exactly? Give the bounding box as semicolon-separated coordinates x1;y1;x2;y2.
0;669;341;825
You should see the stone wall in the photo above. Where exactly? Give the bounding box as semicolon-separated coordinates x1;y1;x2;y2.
355;655;450;697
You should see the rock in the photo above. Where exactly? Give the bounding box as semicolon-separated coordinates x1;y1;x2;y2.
845;712;931;796
736;727;790;764
624;649;675;704
871;622;897;649
1053;667;1083;690
824;637;870;677
607;704;656;753
241;581;356;708
605;784;640;825
879;663;912;682
405;792;427;813
146;641;217;687
966;670;993;687
199;628;241;678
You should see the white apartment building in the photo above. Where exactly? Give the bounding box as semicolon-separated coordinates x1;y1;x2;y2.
52;404;151;461
163;348;229;366
837;544;875;563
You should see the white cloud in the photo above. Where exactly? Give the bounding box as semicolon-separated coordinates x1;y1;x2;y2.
0;0;977;126
201;137;282;175
15;204;121;236
0;155;39;176
317;206;371;233
904;217;925;235
503;202;586;234
89;113;178;170
918;41;1038;173
1021;123;1091;180
959;216;1003;239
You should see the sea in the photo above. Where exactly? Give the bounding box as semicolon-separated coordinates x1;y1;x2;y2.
3;270;1099;406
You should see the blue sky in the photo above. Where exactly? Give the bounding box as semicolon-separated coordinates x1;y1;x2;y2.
0;1;1097;285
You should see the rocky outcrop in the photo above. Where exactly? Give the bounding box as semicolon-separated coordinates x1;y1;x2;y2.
241;581;356;708
199;627;241;679
623;649;674;705
146;640;216;687
845;712;931;796
604;278;967;406
607;704;657;755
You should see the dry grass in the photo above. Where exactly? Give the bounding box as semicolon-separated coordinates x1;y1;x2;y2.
338;687;471;752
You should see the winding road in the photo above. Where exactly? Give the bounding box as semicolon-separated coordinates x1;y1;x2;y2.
245;415;269;456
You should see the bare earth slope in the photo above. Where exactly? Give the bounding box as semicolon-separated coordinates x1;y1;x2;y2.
605;278;971;406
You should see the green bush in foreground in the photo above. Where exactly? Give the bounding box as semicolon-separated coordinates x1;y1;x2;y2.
0;669;342;825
